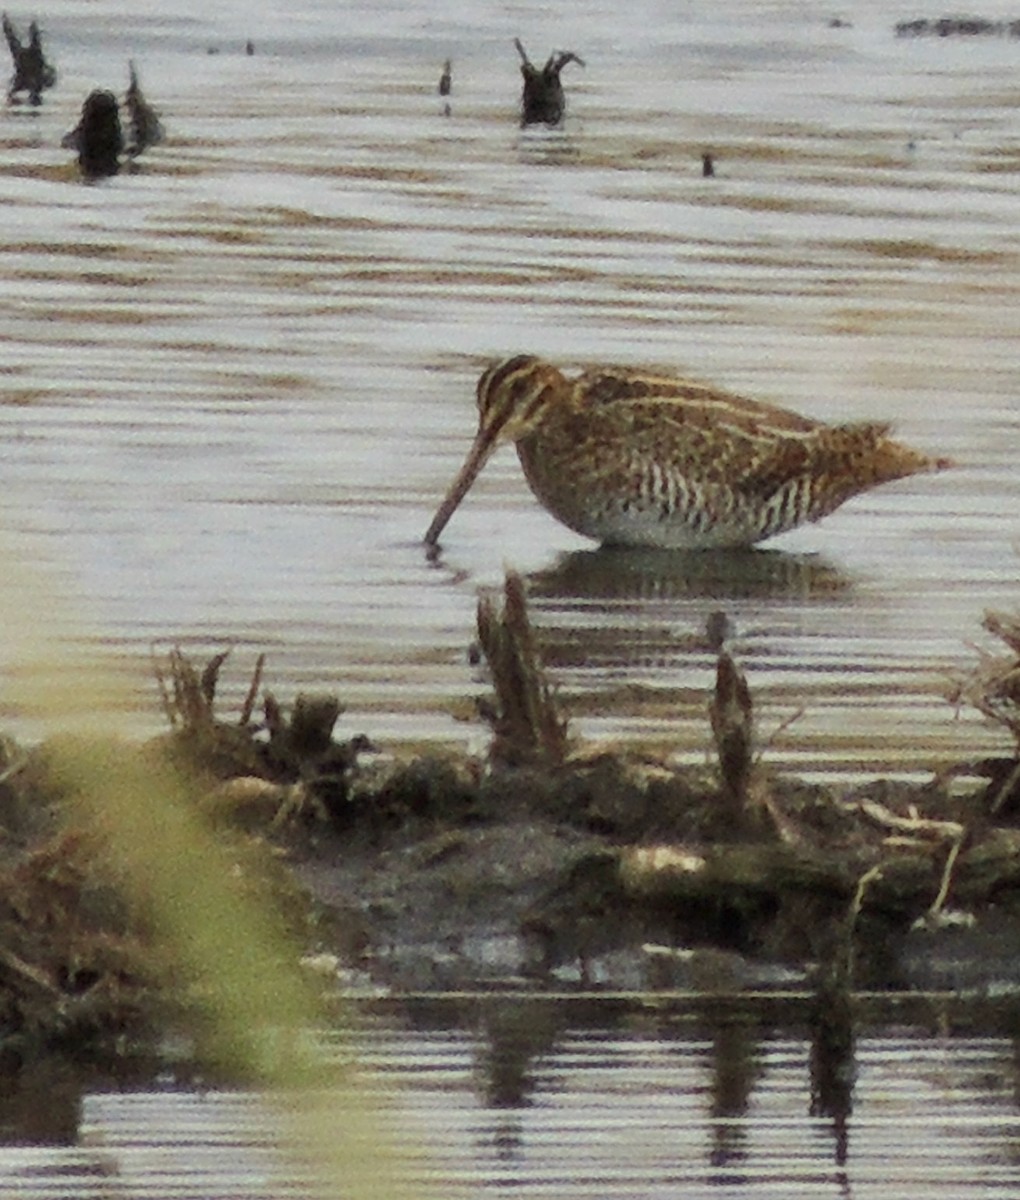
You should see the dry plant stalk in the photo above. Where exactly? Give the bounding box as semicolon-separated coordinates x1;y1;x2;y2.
709;648;754;820
152;646;266;731
950;609;1020;750
476;572;568;767
152;646;226;730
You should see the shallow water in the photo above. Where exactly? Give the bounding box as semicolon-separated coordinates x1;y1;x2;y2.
0;0;1018;781
5;995;1020;1198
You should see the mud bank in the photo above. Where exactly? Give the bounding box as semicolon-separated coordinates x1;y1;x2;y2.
1;580;1019;1063
283;753;1020;997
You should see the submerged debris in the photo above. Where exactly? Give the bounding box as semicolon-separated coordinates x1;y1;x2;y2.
895;16;1020;37
438;57;451;116
2;13;55;105
125;61;164;157
61;90;122;179
62;63;164;179
514;37;584;127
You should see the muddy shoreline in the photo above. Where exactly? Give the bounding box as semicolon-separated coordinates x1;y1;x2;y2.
1;581;1019;1067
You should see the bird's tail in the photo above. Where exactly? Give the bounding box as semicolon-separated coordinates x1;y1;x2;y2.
792;421;953;523
831;421;953;486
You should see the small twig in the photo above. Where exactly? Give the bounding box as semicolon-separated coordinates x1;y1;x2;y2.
925;832;966;922
169;647;203;726
0;945;61;997
849;864;883;925
150;644;176;727
983;608;1020;656
239;652;266;728
757;705;807;760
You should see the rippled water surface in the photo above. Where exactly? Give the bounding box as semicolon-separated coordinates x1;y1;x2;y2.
0;0;1018;779
6;996;1020;1198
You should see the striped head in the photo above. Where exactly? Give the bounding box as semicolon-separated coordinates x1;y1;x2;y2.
424;356;563;546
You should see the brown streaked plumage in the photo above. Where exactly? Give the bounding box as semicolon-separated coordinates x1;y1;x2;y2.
424;356;953;550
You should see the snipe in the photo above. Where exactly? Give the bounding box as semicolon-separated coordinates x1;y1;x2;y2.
424;356;952;550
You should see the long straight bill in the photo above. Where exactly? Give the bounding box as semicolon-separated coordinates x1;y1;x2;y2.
424;429;497;546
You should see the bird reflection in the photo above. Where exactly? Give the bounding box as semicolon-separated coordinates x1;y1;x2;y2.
521;545;850;675
528;545;849;605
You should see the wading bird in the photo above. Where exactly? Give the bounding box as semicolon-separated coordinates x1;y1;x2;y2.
424;355;952;550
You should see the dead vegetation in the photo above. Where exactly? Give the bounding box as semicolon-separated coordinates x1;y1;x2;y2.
153;645;375;826
0;734;153;1062
0;648;370;1064
709;648;755;823
3;588;1020;1062
457;579;1020;988
946;608;1020;813
0;826;155;1061
514;37;584;127
476;572;569;768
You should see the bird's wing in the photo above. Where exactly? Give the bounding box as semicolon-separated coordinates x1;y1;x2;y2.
735;422;891;501
575;367;818;465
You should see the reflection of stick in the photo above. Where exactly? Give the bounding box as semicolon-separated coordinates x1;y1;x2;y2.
990;760;1020;815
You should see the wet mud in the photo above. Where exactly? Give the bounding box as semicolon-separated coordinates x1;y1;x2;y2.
1;578;1019;1066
